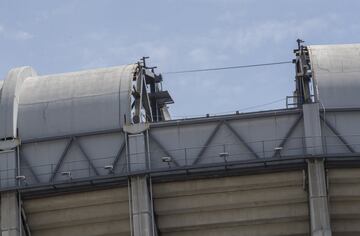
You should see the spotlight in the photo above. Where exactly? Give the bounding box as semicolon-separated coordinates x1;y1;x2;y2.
219;152;229;163
61;171;72;180
104;165;114;174
161;156;172;168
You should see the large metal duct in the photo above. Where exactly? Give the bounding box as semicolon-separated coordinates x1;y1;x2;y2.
296;43;360;108
0;63;172;141
19;65;135;140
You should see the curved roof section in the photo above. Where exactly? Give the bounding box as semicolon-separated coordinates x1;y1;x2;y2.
308;43;360;108
17;64;137;140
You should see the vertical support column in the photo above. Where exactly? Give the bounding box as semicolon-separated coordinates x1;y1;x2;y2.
0;148;22;236
1;192;20;236
303;103;323;155
303;103;331;236
307;159;331;236
125;124;156;236
0;67;36;236
130;176;154;236
128;134;148;172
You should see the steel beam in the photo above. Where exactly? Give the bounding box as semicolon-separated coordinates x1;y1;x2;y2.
20;152;40;184
17;108;357;145
193;121;223;165
149;132;180;167
2;153;360;194
129;176;155;236
73;137;100;176
112;141;126;171
21;206;31;236
151;108;301;128
49;138;73;182
21;128;123;144
224;121;260;159
307;158;332;236
272;114;303;158
320;115;356;153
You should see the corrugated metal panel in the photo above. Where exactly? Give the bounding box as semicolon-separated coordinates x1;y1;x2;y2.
18;64;136;140
23;187;130;236
308;44;360;108
328;168;360;236
153;171;309;236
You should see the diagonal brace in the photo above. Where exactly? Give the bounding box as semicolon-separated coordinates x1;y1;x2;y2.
272;114;303;158
73;137;100;176
149;132;180;167
320;115;355;153
224;121;260;159
49;138;74;182
20;152;40;184
112;141;126;171
21;205;32;236
193;121;223;165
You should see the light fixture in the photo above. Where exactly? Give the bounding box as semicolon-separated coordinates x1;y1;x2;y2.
219;152;229;158
161;156;172;168
219;152;230;163
15;175;26;180
104;165;114;174
61;171;72;179
274;147;283;157
15;175;27;186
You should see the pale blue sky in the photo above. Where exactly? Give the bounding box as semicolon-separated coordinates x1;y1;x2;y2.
1;0;359;117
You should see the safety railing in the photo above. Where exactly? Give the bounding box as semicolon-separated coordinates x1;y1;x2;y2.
0;134;360;189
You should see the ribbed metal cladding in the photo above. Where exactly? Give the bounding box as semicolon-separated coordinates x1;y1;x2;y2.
152;171;309;236
22;187;130;236
328;168;360;236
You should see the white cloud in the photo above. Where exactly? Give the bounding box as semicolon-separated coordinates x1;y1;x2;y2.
0;24;33;41
14;31;33;40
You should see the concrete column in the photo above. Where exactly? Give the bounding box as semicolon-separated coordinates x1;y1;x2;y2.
130;176;154;236
128;134;148;172
127;131;155;236
1;192;20;236
303;103;323;155
307;159;331;236
303;103;331;236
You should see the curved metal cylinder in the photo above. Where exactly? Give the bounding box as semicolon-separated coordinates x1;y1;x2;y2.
308;43;360;108
0;64;137;140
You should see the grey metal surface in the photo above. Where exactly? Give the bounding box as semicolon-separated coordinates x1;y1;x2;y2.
2;43;360;191
17;65;136;140
0;107;356;190
0;66;37;139
309;44;360;108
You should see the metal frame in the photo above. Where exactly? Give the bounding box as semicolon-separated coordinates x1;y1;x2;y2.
151;108;301;128
193;120;261;165
9;107;360;194
49;138;74;182
22;128;124;144
193;121;224;164
149;132;180;167
11;152;360;197
272;114;303;158
73;137;100;176
320;115;356;153
19;152;40;184
112;141;126;171
224;121;260;159
21;206;31;236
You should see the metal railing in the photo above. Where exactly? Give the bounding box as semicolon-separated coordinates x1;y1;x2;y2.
0;134;360;190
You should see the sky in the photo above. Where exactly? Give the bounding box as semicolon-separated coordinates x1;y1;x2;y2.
1;0;360;118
